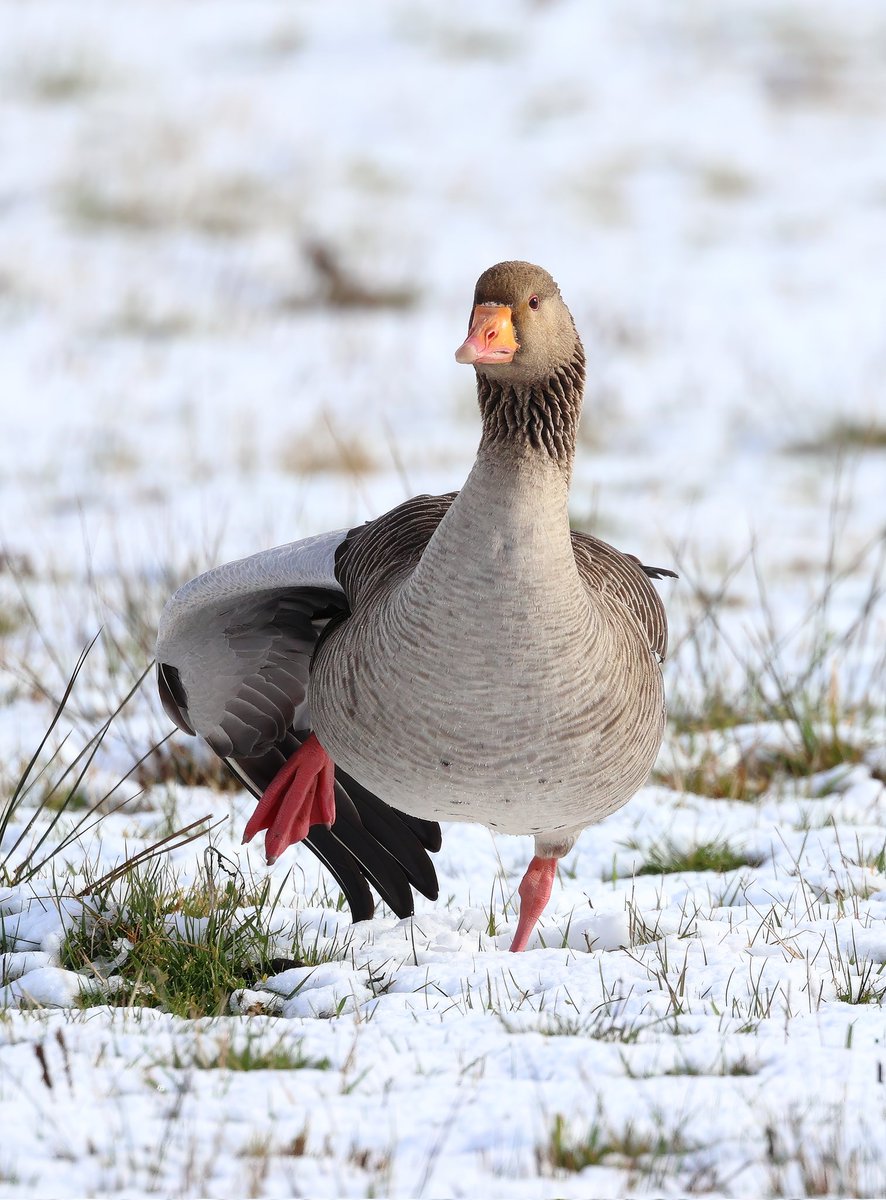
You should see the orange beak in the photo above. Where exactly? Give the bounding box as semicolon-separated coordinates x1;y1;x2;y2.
455;305;520;365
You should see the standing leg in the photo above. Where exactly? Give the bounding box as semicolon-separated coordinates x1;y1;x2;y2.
509;855;558;952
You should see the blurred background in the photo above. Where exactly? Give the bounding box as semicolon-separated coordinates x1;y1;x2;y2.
1;0;884;708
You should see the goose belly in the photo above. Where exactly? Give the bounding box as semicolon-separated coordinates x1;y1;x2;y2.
310;600;665;837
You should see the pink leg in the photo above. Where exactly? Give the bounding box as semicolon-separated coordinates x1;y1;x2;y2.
509;855;558;952
242;733;336;865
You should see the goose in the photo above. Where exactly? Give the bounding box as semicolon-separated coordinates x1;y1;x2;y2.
156;261;674;952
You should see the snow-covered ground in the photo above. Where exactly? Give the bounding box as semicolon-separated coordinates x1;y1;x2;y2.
1;2;885;1196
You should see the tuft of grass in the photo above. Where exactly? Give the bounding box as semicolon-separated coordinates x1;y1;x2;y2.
699;162;756;201
769;732;864;777
277;413;379;477
834;967;886;1006
533;1011;646;1044
163;1033;330;1072
622;1051;759;1078
16;54;108;103
765;1106;886;1198
40;787;93;813
830;933;886;1005
64;173;289;238
238;1128;309;1160
404;14;519;63
65;185;162;232
655;750;775;802
501;978;678;1044
134;738;242;794
854;841;886;873
0;603;27;638
103;302;197;341
656;729;863;801
63;858;287;1018
260;23;304;59
632;838;764;877
669;695;749;735
539;1111;697;1175
292;240;417;311
786;420;886;456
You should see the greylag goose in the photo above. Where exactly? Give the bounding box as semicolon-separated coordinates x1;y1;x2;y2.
156;261;674;952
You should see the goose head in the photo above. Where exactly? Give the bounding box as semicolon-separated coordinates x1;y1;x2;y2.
455;260;580;388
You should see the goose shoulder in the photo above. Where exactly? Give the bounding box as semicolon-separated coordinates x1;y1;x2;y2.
335;491;457;604
338;493;673;664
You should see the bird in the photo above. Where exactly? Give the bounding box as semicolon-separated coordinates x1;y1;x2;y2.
156;260;674;952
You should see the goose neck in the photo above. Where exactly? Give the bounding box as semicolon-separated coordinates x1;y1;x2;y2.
476;342;586;476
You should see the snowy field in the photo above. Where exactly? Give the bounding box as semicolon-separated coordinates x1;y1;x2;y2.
1;1;886;1196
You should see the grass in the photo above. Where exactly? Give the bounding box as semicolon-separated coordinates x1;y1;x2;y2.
655;729;864;801
277;414;380;477
64;173;291;238
134;738;242;794
99;298;198;341
518;1009;648;1044
14;54;109;103
854;840;886;873
834;960;886;1005
41;786;93;813
669;693;750;736
765;1106;886;1198
786;420;886;455
539;1111;698;1178
829;932;886;1005
0;603;27;639
630;837;764;877
62;858;289;1018
162;1032;330;1072
655;750;774;801
699;162;756;201
620;1049;759;1078
293;239;418;310
0;638;159;887
663;512;886;803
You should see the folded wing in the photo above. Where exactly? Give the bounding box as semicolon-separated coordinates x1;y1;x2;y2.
571;530;674;662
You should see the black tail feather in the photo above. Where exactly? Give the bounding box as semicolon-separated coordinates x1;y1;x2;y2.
640;564;678;580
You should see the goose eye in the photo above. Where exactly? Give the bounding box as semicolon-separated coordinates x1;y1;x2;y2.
528;295;540;310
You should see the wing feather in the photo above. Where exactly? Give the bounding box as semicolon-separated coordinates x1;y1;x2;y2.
155;529;441;921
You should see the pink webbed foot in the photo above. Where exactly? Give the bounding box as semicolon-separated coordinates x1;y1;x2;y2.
509;855;558;952
242;733;336;864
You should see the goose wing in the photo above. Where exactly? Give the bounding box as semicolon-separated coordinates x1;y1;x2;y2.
570;530;674;662
156;529;440;922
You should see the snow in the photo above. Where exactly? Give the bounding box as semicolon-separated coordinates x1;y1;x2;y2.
1;0;886;1196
